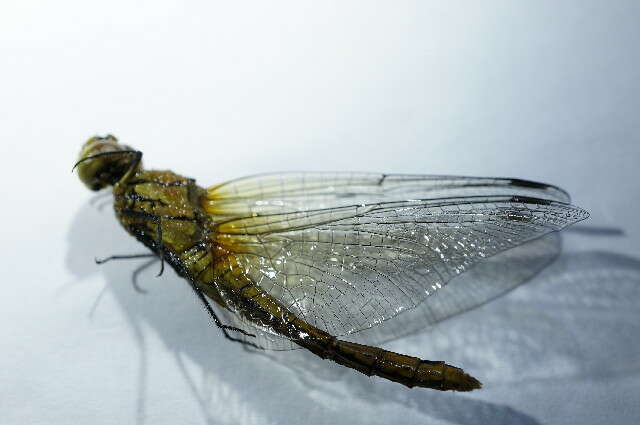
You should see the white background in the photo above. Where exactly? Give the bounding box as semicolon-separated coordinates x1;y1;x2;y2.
1;1;639;424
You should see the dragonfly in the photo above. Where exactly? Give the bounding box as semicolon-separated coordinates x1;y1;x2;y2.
74;135;588;391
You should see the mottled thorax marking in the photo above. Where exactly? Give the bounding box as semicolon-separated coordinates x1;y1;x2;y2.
113;170;211;272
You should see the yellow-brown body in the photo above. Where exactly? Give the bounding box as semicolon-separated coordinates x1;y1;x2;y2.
75;135;591;392
111;168;480;391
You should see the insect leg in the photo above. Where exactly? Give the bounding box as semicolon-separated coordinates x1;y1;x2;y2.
155;218;165;277
118;150;143;185
118;210;197;277
95;253;156;264
89;190;113;211
131;257;159;293
186;281;262;349
72;149;141;171
94;253;158;293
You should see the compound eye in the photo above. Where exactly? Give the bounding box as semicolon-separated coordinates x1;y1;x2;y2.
75;135;140;190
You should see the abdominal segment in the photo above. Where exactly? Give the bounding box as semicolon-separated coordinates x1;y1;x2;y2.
196;253;480;391
302;337;481;391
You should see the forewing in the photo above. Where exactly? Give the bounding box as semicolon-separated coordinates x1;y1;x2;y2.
205;172;571;219
210;192;588;340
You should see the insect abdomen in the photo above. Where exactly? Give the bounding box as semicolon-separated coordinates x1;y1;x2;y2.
305;338;481;391
208;267;482;391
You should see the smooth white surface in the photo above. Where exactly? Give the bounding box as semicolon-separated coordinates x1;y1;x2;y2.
1;1;639;424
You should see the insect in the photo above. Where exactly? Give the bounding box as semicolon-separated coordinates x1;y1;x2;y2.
74;135;588;391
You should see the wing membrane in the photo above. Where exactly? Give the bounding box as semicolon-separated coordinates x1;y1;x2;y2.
343;232;562;345
213;297;299;350
205;175;588;341
205;172;571;219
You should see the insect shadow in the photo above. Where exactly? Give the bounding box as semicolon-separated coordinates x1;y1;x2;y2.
65;199;640;425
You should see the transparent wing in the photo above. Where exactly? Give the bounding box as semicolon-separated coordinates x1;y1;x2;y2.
211;296;299;350
205;175;588;343
205;172;571;219
342;232;563;346
212;231;564;351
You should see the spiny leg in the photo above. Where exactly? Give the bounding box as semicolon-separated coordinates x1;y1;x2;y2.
155;218;165;277
119;209;197;278
88;190;113;211
94;253;159;293
131;257;159;293
186;281;262;349
115;208;261;346
95;253;157;264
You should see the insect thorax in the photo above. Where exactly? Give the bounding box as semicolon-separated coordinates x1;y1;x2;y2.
113;170;214;279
